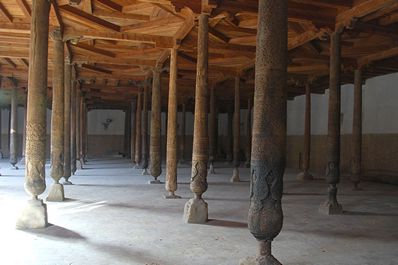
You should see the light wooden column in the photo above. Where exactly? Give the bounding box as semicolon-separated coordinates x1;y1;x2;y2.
135;92;142;168
130;98;137;165
124;105;131;158
16;0;50;229
246;0;287;263
297;83;314;181
165;48;181;198
183;13;209;224
141;82;149;174
231;76;241;182
245;97;252;168
63;59;72;185
351;69;362;190
149;69;162;184
47;28;65;202
180;103;186;163
71;79;77;175
9;83;18;169
319;30;343;215
76;88;81;169
208;87;216;174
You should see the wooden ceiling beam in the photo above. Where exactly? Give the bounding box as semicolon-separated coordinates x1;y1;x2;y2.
0;3;13;22
73;42;116;58
92;9;150;21
73;54;157;67
96;0;123;12
358;46;398;66
16;0;31;18
81;64;113;75
3;58;17;68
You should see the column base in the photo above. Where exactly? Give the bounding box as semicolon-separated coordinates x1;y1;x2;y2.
208;163;215;175
142;168;149;175
164;192;182;199
230;167;240;182
148;179;162;184
239;255;282;265
297;171;314;181
319;200;343;215
63;180;73;185
16;199;48;229
183;198;208;224
46;183;65;202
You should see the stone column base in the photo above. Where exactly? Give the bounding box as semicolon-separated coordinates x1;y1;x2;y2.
239;255;282;265
164;193;182;199
231;168;240;182
297;171;314;181
319;201;343;215
142;168;149;175
46;183;65;202
148;179;162;184
16;199;48;229
63;180;73;185
183;198;208;224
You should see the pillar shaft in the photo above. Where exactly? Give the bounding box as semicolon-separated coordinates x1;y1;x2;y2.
71;80;77;175
135;92;142;166
76;89;81;167
63;61;72;180
0;106;2;159
166;48;178;195
245;97;252;167
150;69;162;180
50;30;64;183
10;85;18;167
351;69;362;188
248;0;287;262
79;96;85;165
124;106;131;158
233;77;240;168
226;107;233;162
141;83;149;169
130;98;137;164
180;103;186;162
24;0;50;198
209;88;216;163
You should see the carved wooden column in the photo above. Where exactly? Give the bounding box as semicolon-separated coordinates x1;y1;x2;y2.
71;79;77;175
208;87;216;174
165;48;181;198
16;0;50;229
351;69;362;190
297;83;314;180
124;105;131;158
9;83;18;169
130;98;137;165
246;0;287;263
135;92;142;168
149;68;162;184
231;77;241;182
183;13;209;224
226;106;233;162
47;29;65;201
79;95;85;168
141;82;149;174
319;30;343;215
245;97;252;168
180;103;186;163
63;59;72;185
76;88;81;169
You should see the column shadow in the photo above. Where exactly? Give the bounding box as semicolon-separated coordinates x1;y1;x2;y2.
206;219;247;228
24;223;86;241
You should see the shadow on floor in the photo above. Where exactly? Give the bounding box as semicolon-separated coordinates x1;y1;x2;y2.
284;192;324;196
24;223;86;241
343;210;398;217
207;219;247;228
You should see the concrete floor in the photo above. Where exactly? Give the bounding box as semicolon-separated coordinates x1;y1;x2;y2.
0;157;397;265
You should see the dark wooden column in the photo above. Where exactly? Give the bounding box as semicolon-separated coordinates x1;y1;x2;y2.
319;30;343;215
0;104;3;160
63;59;72;185
16;0;50;229
226;106;233;163
71;79;77;175
124;105;131;158
297;83;314;180
135;92;142;168
183;13;209;224
9;83;18;169
351;69;362;190
141;82;149;174
165;48;181;198
245;97;252;168
231;76;241;182
76;88;81;169
180;103;186;163
149;69;162;184
130;98;137;165
208;87;216;174
47;28;65;202
247;0;287;263
79;95;85;168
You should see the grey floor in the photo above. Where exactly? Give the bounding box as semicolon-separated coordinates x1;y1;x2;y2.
0;157;397;265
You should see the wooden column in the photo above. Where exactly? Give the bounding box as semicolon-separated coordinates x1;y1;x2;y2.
226;106;233;162
247;0;287;263
351;69;362;190
180;103;186;163
245;97;252;168
79;95;85;168
319;30;343;215
135;92;142;168
76;89;81;170
165;48;181;198
124;105;131;158
208;87;216;174
16;0;50;229
231;77;241;182
9;84;18;169
130;98;137;165
47;29;65;201
183;13;209;224
0;105;3;160
297;83;314;180
63;59;72;185
141;82;149;174
71;80;77;175
149;69;162;184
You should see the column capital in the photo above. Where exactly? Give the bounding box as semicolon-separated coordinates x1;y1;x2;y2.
50;27;63;41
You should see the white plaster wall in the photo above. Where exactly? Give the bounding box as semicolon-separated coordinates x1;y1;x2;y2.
287;73;398;136
87;109;125;135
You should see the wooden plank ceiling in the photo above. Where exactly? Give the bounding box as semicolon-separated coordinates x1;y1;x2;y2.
0;0;398;111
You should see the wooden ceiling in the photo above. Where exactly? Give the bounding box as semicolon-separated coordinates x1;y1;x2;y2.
0;0;398;111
